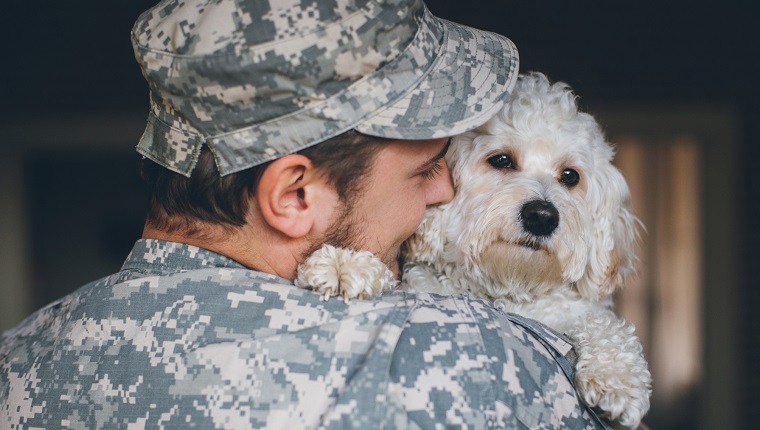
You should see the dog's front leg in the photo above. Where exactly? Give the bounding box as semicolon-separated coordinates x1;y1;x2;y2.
568;310;652;429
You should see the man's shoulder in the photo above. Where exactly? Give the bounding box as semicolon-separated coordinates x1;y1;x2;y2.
386;292;602;430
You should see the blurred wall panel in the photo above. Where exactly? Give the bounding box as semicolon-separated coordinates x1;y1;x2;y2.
0;154;32;331
651;138;702;406
603;108;737;430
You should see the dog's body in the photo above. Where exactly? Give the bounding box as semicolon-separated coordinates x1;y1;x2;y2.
296;73;652;428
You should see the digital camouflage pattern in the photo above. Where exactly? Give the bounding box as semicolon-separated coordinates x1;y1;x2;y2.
1;240;606;429
131;0;518;176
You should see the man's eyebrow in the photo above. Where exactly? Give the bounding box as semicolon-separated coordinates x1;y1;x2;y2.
416;138;452;172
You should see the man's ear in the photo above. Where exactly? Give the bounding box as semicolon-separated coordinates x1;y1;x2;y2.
256;154;329;238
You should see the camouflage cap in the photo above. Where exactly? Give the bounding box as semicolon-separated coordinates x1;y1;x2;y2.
131;0;519;176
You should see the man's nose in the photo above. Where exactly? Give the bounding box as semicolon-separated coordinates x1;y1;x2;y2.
427;162;454;205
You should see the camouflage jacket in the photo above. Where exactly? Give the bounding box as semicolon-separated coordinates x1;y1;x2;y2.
1;239;605;429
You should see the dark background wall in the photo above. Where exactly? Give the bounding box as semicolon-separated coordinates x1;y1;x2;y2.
0;1;757;428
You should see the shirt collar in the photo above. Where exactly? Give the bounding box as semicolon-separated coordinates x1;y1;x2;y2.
121;239;248;274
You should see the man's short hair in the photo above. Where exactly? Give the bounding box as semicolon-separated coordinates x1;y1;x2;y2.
141;131;388;237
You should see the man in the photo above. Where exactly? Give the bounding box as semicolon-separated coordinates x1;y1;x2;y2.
1;0;607;428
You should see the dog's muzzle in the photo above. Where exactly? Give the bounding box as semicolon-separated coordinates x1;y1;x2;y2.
520;200;559;237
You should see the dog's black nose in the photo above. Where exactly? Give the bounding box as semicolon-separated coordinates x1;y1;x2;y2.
521;200;559;237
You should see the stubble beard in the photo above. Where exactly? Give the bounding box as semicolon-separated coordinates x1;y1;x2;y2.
302;202;365;263
301;202;401;277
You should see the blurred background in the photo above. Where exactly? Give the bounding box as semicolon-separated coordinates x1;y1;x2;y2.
0;1;756;429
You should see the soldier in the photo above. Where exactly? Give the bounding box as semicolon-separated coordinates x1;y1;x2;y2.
1;0;608;428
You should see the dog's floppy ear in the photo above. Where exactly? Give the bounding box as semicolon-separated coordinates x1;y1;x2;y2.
402;206;448;266
576;161;639;301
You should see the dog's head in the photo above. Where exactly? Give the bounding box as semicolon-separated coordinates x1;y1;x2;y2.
404;72;638;302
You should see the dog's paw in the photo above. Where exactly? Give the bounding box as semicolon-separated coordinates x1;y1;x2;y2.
572;316;652;429
295;244;397;303
575;365;651;429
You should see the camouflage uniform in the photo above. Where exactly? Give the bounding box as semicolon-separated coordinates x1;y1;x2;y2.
1;240;606;429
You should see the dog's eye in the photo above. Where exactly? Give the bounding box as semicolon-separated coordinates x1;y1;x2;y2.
487;154;515;169
559;168;580;187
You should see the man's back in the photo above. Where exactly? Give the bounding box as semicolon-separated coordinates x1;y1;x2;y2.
1;239;602;429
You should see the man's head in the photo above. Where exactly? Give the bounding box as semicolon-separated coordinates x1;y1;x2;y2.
132;0;519;278
141;130;387;239
142;130;453;275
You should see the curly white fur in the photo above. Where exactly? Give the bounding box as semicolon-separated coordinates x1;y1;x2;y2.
297;73;652;428
296;244;397;302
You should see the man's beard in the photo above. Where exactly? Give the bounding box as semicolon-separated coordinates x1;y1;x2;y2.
302;203;364;260
301;203;401;275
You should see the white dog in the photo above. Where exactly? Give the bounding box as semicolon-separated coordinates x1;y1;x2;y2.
296;73;652;428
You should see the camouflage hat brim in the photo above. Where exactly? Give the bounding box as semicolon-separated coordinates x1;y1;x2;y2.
132;0;518;176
